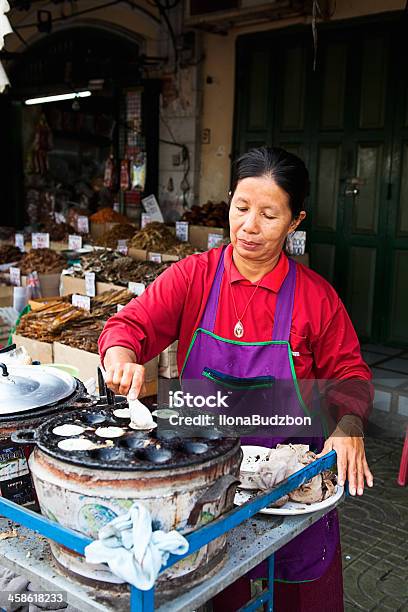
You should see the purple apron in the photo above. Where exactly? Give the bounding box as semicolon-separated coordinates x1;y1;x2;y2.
181;248;340;582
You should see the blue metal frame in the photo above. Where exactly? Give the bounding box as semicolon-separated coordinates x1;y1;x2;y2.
0;451;337;612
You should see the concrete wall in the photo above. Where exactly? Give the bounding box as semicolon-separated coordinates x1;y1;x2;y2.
6;1;160;54
199;0;406;203
4;0;406;213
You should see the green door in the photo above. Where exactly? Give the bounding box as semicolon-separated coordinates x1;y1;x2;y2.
234;17;408;345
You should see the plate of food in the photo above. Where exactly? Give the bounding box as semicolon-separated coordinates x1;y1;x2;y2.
239;445;272;489
236;444;342;515
234;483;343;515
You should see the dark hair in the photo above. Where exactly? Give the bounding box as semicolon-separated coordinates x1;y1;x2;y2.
230;146;310;219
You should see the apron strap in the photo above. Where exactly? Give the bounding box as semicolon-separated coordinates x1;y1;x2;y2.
272;257;297;341
200;246;226;332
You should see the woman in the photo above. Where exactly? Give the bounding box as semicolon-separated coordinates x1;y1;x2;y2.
99;147;373;611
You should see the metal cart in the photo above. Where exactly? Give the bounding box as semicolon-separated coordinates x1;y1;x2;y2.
0;450;341;612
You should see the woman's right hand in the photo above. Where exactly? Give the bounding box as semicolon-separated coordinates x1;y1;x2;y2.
103;347;145;399
105;362;146;399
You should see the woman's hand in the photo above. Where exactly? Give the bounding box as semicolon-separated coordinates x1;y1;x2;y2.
103;347;145;399
316;415;373;496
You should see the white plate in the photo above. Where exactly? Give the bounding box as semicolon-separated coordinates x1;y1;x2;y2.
239;445;271;490
234;483;343;516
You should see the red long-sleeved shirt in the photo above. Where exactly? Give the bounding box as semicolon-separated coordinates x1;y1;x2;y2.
99;245;373;422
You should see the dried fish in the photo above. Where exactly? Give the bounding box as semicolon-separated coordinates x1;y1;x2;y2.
255;444;337;504
40;219;72;241
19;248;66;274
73;252;172;286
128;222;196;253
90;207;129;223
0;245;23;265
181;201;229;228
16;289;134;350
95;224;137;249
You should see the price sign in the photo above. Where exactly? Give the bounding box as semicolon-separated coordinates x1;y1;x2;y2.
15;233;25;252
176;221;189;242
207;233;223;249
68;235;83;251
85;272;96;297
141;213;151;229
117;304;125;312
117;240;128;255
141;195;164;222
72;294;91;311
32;233;50;249
9;267;21;287
77;216;89;234
128;282;146;296
149;252;162;263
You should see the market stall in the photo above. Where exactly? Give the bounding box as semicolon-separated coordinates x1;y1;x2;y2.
0;434;341;611
0;351;344;610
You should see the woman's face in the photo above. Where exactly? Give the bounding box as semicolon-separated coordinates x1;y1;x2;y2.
229;175;306;262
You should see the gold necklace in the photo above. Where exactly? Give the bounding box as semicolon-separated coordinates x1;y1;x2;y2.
229;280;262;338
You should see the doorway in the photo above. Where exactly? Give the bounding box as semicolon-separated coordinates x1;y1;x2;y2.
234;15;408;345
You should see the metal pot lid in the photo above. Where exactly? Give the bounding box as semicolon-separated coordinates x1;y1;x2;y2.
0;364;77;415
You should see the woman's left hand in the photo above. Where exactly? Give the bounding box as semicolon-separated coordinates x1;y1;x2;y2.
316;415;373;496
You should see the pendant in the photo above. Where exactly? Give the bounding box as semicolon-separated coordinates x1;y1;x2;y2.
234;320;244;338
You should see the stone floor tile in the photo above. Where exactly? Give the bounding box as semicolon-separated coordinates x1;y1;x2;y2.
339;435;408;611
380;359;408;375
361;345;403;356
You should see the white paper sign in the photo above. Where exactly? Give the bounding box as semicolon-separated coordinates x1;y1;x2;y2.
10;267;21;287
117;240;128;255
72;294;91;311
32;233;50;249
141;213;151;229
128;282;146;296
117;304;125;312
207;233;223;249
149;252;162;263
68;235;83;251
85;272;96;297
15;234;25;252
77;216;89;234
141;195;164;223
176;221;189;242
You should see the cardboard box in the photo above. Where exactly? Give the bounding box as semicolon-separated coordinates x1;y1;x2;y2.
0;285;13;307
159;341;179;379
53;342;158;398
129;248;179;263
0;318;11;347
60;276;124;297
60;276;86;296
50;241;68;252
148;252;179;263
128;248;147;262
90;222;119;240
12;334;53;363
188;225;225;251
21;273;61;298
53;342;101;384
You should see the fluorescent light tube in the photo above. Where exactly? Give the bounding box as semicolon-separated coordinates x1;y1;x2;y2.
25;91;92;105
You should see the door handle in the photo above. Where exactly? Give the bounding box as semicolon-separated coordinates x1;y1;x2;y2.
345;177;365;197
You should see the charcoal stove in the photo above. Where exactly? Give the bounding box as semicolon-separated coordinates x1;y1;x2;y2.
0;362;96;506
12;404;242;599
